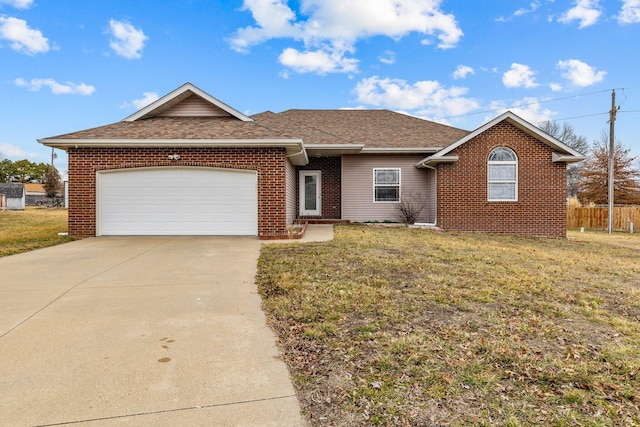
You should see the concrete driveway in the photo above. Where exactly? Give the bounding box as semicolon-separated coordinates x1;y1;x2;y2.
0;237;303;426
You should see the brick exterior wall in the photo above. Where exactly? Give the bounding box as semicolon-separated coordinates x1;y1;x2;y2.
67;146;288;238
297;156;341;219
436;122;567;237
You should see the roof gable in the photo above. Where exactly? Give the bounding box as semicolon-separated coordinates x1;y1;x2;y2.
417;111;586;167
122;83;253;122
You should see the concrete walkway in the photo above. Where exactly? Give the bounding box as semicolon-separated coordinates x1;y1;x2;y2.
0;236;305;426
262;224;335;245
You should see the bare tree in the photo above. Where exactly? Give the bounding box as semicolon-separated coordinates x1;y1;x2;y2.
538;120;589;198
577;131;640;205
43;166;63;198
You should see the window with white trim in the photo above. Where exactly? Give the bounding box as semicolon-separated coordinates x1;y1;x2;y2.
374;168;400;202
488;147;517;201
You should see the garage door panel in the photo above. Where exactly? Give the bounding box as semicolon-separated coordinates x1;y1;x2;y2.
99;167;258;236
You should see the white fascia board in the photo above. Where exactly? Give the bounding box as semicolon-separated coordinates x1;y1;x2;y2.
39;137;309;165
38;136;301;151
434;111;586;159
38;138;301;146
552;152;586;163
122;83;253;122
304;144;365;151
415;155;459;168
360;147;442;154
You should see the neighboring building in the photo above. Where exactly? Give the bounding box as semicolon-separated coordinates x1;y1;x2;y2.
38;83;584;239
0;183;25;210
24;182;65;206
25;183;46;205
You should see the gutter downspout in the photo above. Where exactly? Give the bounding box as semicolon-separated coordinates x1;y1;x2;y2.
285;144;308;165
412;165;437;227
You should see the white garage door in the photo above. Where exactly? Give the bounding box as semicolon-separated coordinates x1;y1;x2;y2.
98;167;258;236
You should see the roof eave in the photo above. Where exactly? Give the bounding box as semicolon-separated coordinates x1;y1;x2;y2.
37;138;308;164
552;152;586;163
304;144;365;150
304;144;364;156
415;155;459;168
360;147;442;154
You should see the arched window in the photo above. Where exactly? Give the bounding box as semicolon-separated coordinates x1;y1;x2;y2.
488;147;517;201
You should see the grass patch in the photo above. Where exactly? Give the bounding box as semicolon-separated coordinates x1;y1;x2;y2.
0;207;73;257
257;225;640;426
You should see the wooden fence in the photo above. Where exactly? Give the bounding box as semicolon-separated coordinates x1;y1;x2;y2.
567;206;640;231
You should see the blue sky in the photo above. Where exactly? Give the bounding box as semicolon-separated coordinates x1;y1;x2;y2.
1;0;639;176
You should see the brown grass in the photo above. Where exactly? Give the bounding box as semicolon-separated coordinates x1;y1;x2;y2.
257;225;640;426
0;207;73;257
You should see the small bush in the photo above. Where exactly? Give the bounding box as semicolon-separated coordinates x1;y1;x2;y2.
395;189;426;224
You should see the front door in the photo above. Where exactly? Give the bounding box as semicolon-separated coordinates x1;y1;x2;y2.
299;171;321;216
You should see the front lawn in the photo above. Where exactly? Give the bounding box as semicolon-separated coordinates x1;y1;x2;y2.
0;207;73;257
257;225;640;426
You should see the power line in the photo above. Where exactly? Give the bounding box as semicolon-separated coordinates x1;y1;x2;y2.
434;88;623;121
536;111;609;124
536;108;639;124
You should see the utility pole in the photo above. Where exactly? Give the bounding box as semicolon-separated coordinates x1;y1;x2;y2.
49;147;58;200
607;90;618;234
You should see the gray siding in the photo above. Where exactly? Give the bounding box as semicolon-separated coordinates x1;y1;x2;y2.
285;159;296;224
342;155;433;223
426;168;437;224
158;94;231;117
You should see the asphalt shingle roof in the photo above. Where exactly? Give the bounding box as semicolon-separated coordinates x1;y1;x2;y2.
273;109;469;149
0;183;25;198
46;117;291;140
45;109;470;149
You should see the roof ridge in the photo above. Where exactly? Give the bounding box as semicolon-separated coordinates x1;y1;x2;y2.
254;111;355;144
281;108;470;132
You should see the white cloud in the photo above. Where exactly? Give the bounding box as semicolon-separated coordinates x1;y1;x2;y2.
453;64;474;80
120;91;160;110
279;45;358;74
0;0;33;9
514;1;541;16
379;50;395;65
15;78;96;95
496;1;541;21
230;0;463;74
0;142;34;158
618;0;640;23
353;76;479;119
558;0;602;28
108;19;148;59
488;98;556;124
502;63;539;88
557;59;606;87
230;0;302;52
0;16;48;55
549;82;563;91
